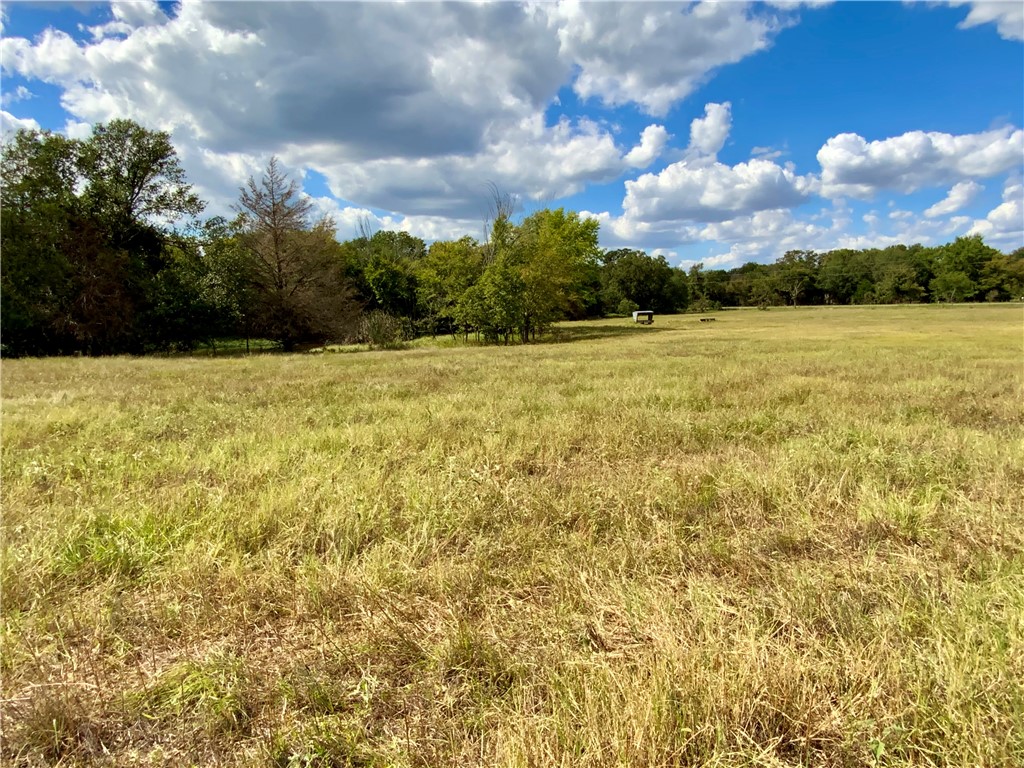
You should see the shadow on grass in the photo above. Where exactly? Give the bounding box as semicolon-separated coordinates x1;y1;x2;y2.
162;323;670;358
541;322;668;345
156;338;283;358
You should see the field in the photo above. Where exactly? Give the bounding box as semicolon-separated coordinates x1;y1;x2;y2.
2;305;1022;767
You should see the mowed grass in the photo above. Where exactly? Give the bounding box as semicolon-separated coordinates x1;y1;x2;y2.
2;304;1022;767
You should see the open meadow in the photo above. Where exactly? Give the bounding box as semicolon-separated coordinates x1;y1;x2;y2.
2;304;1023;767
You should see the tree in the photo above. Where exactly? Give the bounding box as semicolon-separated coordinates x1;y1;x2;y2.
515;208;601;340
817;249;869;304
687;264;725;310
362;230;425;320
79;119;203;234
929;271;976;303
600;249;684;313
417;237;485;336
478;256;526;343
1;130;82;355
978;252;1024;301
773;250;818;306
925;236;998;303
235;157;355;350
1;121;207;355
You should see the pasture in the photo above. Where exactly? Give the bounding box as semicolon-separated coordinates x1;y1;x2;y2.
2;305;1022;766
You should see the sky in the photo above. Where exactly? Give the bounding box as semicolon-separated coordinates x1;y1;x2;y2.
1;1;1022;267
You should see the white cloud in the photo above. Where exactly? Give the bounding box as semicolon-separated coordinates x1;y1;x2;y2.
1;110;40;137
1;28;87;83
688;102;732;158
677;250;752;270
951;1;1024;41
751;144;785;161
615;102;818;226
924;180;983;217
818;127;1023;198
3;2;791;221
290;114;668;218
88;0;168;40
968;179;1024;249
696;207;829;258
546;1;787;116
1;85;32;108
612;190;986;267
623;156;817;224
624;124;669;168
308;196;486;245
1;3;561;158
63;119;92;140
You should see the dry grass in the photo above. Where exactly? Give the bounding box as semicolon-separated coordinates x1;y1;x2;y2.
2;304;1022;766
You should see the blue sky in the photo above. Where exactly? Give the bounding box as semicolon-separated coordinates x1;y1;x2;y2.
2;1;1022;266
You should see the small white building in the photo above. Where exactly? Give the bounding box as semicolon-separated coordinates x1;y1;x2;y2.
632;310;654;325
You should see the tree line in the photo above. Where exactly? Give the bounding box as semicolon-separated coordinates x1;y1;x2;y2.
3;121;1021;357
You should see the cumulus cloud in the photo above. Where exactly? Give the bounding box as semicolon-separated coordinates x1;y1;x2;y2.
291;114;670;217
694;207;830;262
817;127;1023;198
0;2;796;220
308;197;486;245
624;125;670;168
924;180;983;217
616;101;817;225
548;2;786;116
1;110;40;137
623;156;816;223
968;179;1024;249
690;196;982;268
687;102;732;158
88;0;168;40
1;3;562;159
62;119;92;140
951;1;1024;41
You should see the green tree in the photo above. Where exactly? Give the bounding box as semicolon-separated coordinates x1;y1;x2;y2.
978;252;1024;301
416;237;484;336
817;249;869;304
363;230;424;320
515;208;601;340
1;121;206;355
478;256;526;343
617;298;640;316
79;119;202;233
931;235;997;287
929;270;977;303
0;130;81;355
773;250;818;306
600;249;684;313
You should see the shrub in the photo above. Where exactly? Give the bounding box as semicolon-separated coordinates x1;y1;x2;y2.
617;298;640;316
358;311;406;350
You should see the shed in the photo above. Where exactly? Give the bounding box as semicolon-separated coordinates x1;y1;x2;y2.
632;310;654;325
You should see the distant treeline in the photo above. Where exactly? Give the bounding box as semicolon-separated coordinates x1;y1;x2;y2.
3;120;1022;357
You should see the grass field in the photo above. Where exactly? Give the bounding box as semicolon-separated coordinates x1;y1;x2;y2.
2;304;1023;767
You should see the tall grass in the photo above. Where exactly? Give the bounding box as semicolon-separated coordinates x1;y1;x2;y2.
2;305;1022;766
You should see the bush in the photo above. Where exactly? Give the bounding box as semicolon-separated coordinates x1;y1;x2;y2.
358;311;406;350
617;298;640;316
689;298;721;313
